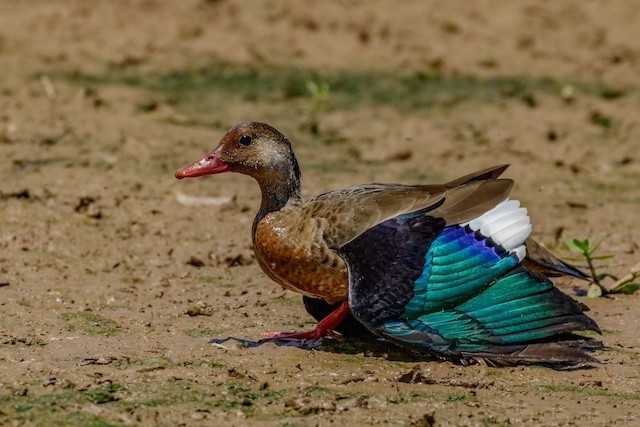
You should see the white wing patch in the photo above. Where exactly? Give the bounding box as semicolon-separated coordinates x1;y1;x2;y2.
462;199;531;261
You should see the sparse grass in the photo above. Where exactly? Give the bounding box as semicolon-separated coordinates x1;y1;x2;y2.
200;275;220;284
28;337;47;347
219;382;289;411
585;177;639;195
335;391;373;400
184;327;221;338
3;380;283;423
196;274;235;288
137;379;208;408
0;379;290;422
391;391;439;404
481;417;510;427
536;385;640;400
182;359;226;369
589;110;615;129
111;356;159;368
59;312;123;336
55;413;125;427
484;368;506;378
0;335;47;347
85;383;126;404
49;64;634;114
1;384;127;425
302;385;330;398
446;391;472;402
11;391;79;414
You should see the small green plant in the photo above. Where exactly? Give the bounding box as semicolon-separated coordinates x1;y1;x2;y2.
565;237;640;297
304;79;330;135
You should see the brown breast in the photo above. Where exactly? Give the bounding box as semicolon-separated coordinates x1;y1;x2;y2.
253;212;348;304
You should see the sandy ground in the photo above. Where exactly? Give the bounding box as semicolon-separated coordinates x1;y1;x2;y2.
1;1;639;426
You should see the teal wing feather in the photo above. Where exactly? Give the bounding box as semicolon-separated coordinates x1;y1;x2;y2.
381;267;599;361
405;226;519;316
343;220;601;365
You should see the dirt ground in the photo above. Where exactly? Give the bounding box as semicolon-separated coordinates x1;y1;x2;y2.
1;1;639;426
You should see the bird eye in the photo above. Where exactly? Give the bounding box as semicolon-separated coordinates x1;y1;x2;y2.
239;134;252;146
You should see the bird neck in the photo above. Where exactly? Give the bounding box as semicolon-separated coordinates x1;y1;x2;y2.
252;156;303;233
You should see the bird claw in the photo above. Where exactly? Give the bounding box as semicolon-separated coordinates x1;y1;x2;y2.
211;301;348;347
210;336;260;346
208;334;330;350
262;300;349;341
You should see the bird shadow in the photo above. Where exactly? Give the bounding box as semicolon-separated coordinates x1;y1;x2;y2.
210;335;602;370
210;335;428;363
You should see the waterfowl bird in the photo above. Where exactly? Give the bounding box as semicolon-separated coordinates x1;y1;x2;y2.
175;122;600;364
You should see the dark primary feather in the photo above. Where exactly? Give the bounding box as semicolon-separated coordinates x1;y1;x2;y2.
523;238;590;279
340;212;446;325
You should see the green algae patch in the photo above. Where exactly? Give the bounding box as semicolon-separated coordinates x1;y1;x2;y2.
59;312;123;337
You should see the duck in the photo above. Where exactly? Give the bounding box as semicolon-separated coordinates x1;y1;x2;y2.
175;122;600;365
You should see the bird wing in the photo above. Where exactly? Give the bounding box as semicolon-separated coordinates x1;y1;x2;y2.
337;197;600;365
309;178;513;250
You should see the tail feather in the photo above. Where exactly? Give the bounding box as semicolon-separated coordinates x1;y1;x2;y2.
461;341;599;366
444;164;510;187
524;238;590;279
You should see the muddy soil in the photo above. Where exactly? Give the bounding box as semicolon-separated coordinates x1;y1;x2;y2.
1;1;639;426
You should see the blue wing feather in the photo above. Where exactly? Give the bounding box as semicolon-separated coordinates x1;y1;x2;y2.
404;226;518;317
342;214;600;364
377;268;599;357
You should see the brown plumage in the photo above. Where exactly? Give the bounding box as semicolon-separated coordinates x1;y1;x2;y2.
177;123;513;304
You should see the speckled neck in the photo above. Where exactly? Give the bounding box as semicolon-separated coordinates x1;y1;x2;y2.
252;155;302;235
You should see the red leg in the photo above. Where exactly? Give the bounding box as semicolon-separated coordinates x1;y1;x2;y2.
264;300;350;340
